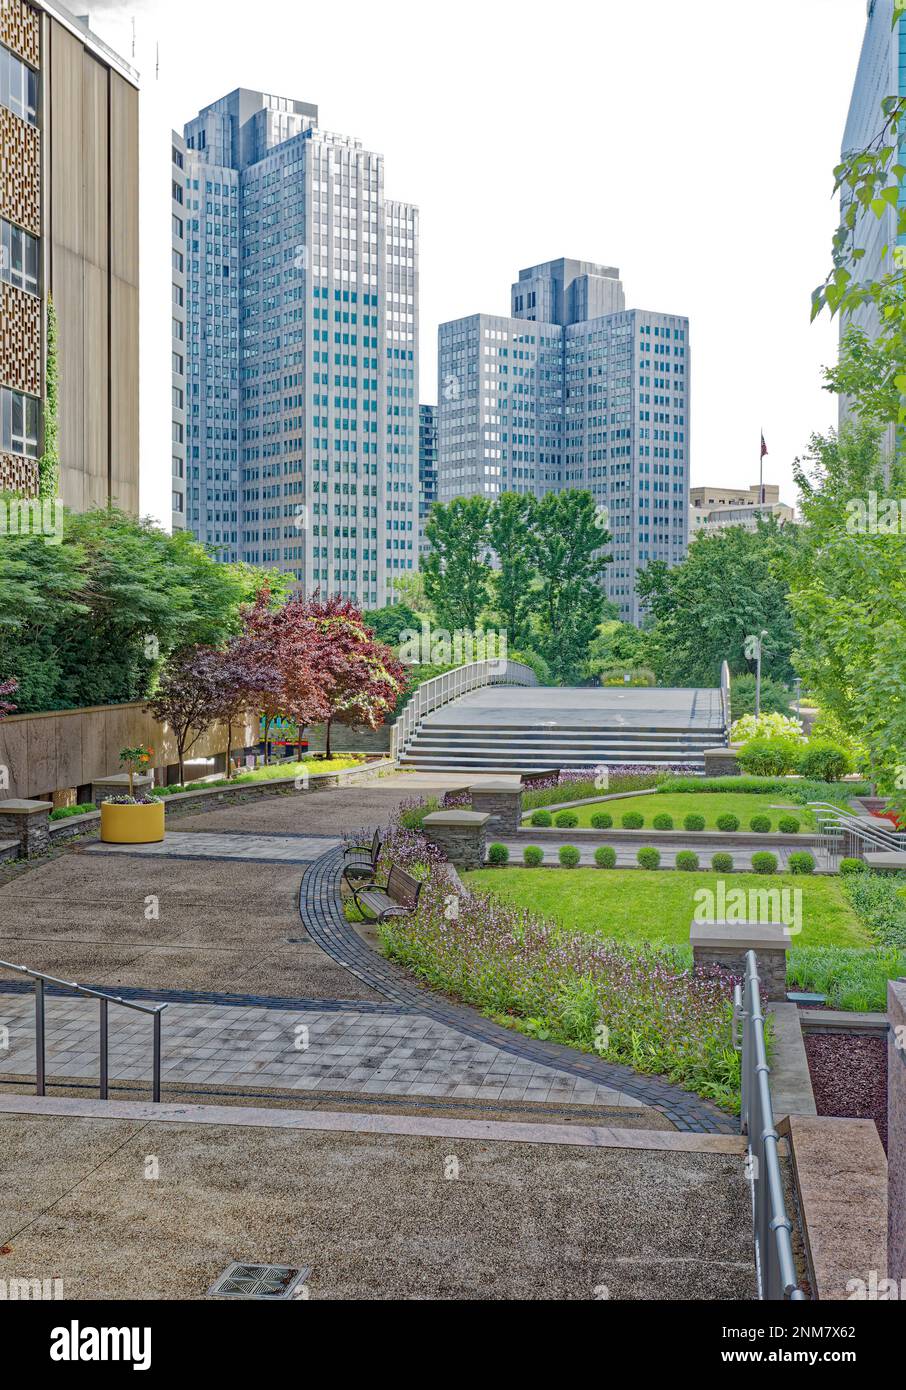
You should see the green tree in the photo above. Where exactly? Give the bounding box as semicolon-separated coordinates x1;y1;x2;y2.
488;491;537;649
529;491;611;684
636;521;799;688
423;496;491;630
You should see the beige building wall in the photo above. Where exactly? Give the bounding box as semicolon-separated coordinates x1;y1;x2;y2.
0;1;138;510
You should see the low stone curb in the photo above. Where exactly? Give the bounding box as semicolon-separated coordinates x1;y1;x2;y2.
516;826;819;848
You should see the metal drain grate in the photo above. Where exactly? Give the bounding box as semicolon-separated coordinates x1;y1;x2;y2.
208;1263;311;1299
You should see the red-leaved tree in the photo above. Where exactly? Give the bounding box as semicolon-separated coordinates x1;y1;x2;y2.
146;646;227;785
238;587;331;764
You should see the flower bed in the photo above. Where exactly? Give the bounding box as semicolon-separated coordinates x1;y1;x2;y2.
372;817;741;1110
521;764;695;813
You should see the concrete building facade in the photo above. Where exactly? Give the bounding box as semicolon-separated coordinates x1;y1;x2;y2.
418;401;436;552
0;0;139;511
437;258;689;625
179;88;418;604
171;130;187;528
689;482;794;537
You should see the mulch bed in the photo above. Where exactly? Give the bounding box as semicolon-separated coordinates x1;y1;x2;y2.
804;1032;888;1151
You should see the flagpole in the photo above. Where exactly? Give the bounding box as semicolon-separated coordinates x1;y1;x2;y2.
759;427;764;505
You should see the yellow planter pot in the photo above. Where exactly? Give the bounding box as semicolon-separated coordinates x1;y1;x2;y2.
100;801;165;844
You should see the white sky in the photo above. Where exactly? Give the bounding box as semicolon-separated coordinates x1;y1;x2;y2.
82;0;871;525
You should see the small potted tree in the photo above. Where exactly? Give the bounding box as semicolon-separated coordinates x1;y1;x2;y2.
100;744;165;844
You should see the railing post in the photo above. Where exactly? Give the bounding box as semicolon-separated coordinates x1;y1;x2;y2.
99;997;108;1100
34;976;45;1097
153;1009;162;1103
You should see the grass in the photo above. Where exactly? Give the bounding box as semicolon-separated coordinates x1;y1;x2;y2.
787;946;906;1012
658;774;869;806
150;755;364;796
524;791;816;831
463;868;869;949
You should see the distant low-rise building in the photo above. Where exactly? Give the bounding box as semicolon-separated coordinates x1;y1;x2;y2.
689;482;794;536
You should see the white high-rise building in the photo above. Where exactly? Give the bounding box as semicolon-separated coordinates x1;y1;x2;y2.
178;88;418;605
438;258;690;625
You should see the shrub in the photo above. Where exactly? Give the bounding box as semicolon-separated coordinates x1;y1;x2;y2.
797;740;853;783
398;797;440;830
590;811;613;829
554;810;579;829
487;843;509;865
658;774;870;805
751;851;778;875
778;815;800;834
49;802;97;821
839;858;866;876
594;845;617;868
622;811;645;829
652;812;674;830
523;845;544;867
559;845;581;868
729;674;793;721
711;852;734;872
737;736;802;777
683;813;706;832
842;871;906;948
716;813;740;832
530;809;552;827
749;814;771;833
731;711;804;743
675;850;699;871
637;846;661;869
788;851;815;875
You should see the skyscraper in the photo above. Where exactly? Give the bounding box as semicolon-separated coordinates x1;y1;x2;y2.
418;402;437;553
840;0;903;453
171;130;188;529
179;88;418;604
437;258;690;625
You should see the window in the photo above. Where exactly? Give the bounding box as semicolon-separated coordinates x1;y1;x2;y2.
172;490;184;512
0;45;38;125
0;218;39;294
1;387;39;457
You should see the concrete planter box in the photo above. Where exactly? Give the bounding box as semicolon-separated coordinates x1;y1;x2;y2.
100;801;165;844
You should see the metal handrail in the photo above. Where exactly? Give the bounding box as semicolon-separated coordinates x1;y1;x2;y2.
720;659;731;739
0;959;168;1102
733;950;806;1300
390;659;538;763
807;801;901;868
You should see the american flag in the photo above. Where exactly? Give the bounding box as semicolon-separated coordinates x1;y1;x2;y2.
761;433;768;458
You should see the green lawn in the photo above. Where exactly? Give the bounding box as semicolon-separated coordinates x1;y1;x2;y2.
524;790;815;831
463;868;868;949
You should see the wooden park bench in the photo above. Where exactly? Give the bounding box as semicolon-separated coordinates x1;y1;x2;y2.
342;827;383;886
350;863;422;924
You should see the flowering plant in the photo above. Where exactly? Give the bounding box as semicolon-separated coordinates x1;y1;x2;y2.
730;711;804;743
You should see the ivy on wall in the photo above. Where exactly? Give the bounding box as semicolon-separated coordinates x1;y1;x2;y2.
37;295;59;499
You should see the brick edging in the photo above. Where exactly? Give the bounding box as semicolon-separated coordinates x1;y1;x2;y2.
298;846;737;1134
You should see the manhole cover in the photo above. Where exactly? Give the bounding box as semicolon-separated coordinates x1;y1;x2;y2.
208;1263;311;1299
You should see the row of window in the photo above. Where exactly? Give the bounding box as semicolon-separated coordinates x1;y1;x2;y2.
1;386;39;458
0;44;38;126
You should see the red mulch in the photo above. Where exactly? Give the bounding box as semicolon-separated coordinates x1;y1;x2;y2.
804;1033;888;1152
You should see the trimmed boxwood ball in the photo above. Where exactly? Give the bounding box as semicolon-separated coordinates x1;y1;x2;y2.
839;857;866;875
683;813;705;832
594;845;617;868
487;842;509;865
554;810;579;829
523;845;544;867
636;846;661;869
675;850;699;871
530;809;552;827
751;851;778;875
716;813;740;832
778;815;801;834
559;844;581;868
652;813;674;830
711;852;734;872
749;814;771;833
590;811;613;829
788;851;815;875
622;811;645;829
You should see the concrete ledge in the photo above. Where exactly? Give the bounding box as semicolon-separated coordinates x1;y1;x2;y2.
517;826;818;847
799;1010;888;1036
779;1113;888;1301
691;923;790;1000
767;1003;816;1118
0;1093;747;1153
863;851;906;873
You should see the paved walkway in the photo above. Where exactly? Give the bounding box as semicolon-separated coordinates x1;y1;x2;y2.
0;991;631;1105
87;831;339;863
498;837;833;870
421;685;724;731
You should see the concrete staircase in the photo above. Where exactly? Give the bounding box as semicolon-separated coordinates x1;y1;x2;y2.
400;720;719;774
